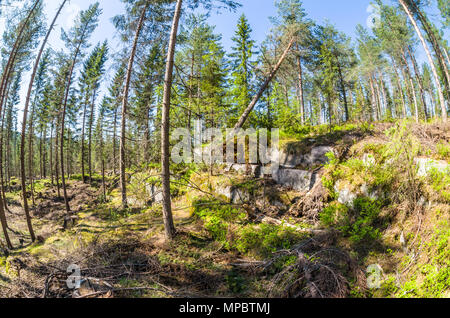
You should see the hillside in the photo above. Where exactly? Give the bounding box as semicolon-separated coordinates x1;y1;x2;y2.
1;121;448;298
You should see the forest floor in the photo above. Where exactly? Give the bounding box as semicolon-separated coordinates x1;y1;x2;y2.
0;120;449;298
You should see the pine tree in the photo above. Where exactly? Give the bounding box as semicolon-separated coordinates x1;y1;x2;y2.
229;14;255;123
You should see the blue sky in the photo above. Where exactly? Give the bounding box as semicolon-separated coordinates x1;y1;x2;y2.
0;0;447;116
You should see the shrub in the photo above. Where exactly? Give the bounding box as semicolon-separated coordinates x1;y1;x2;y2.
436;142;450;160
428;168;450;203
320;202;348;227
235;223;302;258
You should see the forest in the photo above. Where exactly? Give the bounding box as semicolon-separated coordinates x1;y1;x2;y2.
0;0;448;299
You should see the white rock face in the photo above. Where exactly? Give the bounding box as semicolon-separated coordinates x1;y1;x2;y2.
146;184;163;204
334;181;381;207
273;169;313;192
280;146;334;169
225;164;263;178
414;158;449;177
216;186;251;204
334;181;357;206
362;153;376;167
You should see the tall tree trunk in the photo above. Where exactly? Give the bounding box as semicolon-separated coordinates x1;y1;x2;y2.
20;0;66;243
391;56;407;118
161;0;183;240
296;44;305;124
39;128;43;179
401;49;419;122
407;45;429;120
49;126;53;186
235;37;295;129
120;3;148;209
88;89;96;184
60;22;95;214
55;120;61;198
81;100;87;183
369;75;377;121
399;0;447;122
113;107;118;176
336;60;349;122
0;82;11;213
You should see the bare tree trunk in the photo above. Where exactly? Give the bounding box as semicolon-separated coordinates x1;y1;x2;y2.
296;44;305;124
399;0;447;122
401;49;419;122
235;37;295;129
336;61;349;122
110;104;118;176
55;120;61;198
39;128;43;179
161;0;183;240
369;75;377;121
88;89;96;184
60;17;97;214
120;3;148;210
20;0;66;243
49;126;53;186
407;45;429;120
408;0;450;98
81;100;87;183
0;82;11;214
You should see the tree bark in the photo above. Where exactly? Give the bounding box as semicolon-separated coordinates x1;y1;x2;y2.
161;0;183;240
81;99;88;183
296;44;305;124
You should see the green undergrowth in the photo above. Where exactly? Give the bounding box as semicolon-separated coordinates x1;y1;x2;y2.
192;198;308;258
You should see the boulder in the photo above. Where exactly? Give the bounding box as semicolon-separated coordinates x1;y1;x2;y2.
279;146;334;169
273;169;313;192
334;181;357;206
216;186;251;204
225;164;263;178
414;158;449;177
146;184;163;204
334;181;382;207
362;153;376;167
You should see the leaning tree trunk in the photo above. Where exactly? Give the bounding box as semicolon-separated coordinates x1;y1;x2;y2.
20;0;66;243
235;37;295;129
161;0;183;240
120;3;149;210
399;0;447;122
409;0;450;98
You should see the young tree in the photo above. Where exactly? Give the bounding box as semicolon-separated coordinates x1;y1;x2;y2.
78;42;108;183
119;0;150;210
59;2;102;213
161;0;183;240
229;14;255;122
